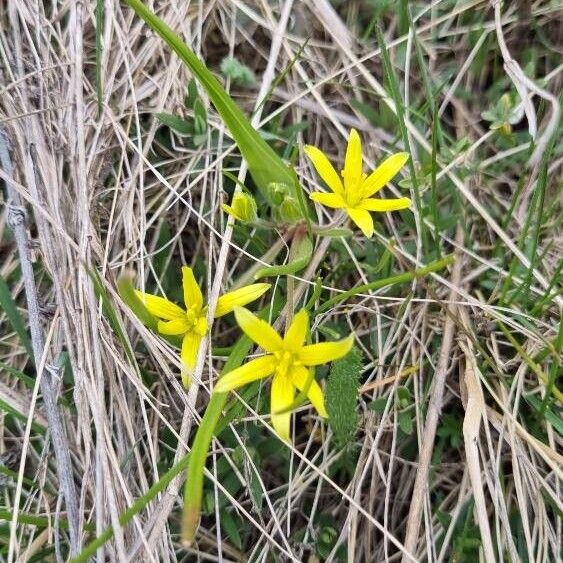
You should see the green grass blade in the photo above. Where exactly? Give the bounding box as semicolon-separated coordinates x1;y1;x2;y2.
0;272;33;357
376;24;429;254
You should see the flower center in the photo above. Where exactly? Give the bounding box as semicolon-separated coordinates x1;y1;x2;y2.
343;172;367;207
185;308;208;336
274;350;298;378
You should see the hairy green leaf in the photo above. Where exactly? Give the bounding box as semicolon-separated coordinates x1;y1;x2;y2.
326;346;362;449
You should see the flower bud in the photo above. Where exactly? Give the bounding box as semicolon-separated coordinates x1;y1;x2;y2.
278;196;302;223
221;191;258;223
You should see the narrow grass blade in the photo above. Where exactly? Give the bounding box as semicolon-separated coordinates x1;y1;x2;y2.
376;24;428;254
0;272;33;357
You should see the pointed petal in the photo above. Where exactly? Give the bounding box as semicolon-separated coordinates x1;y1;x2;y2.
304;145;344;195
234;307;283;353
214;355;276;392
347;207;374;238
271;374;294;442
309;192;346;209
290;365;328;418
214;283;271;318
342;129;363;191
181;332;201;386
361;152;409;198
284;309;309;351
182;266;203;312
158;317;189;335
359;196;412;212
134;290;185;320
299;334;354;366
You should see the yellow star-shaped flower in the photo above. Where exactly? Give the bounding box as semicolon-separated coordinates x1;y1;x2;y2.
135;267;270;386
215;307;354;442
305;128;411;238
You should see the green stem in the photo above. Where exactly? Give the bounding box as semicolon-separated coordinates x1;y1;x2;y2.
313;255;454;316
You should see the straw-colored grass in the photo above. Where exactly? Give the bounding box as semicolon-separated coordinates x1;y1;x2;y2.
1;1;561;561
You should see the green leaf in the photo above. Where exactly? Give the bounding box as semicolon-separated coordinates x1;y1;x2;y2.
220;56;256;87
398;410;413;435
326;347;362;449
0;272;33;357
219;509;243;549
126;0;299;209
155;112;193;135
524;394;563;436
368;397;389;413
0;397;46;434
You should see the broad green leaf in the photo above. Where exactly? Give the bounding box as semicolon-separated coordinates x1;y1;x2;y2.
126;0;299;210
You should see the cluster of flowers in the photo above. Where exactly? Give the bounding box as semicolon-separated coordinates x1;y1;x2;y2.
135;130;410;441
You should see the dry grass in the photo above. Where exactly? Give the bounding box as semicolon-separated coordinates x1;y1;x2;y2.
0;0;561;561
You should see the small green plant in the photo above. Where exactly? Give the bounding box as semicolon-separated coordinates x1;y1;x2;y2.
220;56;256;87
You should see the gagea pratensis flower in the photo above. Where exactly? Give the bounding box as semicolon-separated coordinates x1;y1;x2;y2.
215;307;354;442
136;267;270;386
305;128;411;238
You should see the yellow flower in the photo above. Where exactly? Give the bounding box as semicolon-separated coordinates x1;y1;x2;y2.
136;267;270;386
305;128;411;238
215;307;354;442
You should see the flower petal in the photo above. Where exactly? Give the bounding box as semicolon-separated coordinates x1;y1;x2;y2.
361;152;409;198
299;333;354;366
347;207;374;238
134;290;185;320
342;129;363;191
214;355;276;392
158;317;189;335
270;374;294;442
234;307;283;353
309;192;346;209
181;332;201;387
290;365;328;418
359;196;412;212
214;283;271;318
284;309;308;352
304;145;344;195
182;266;203;312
